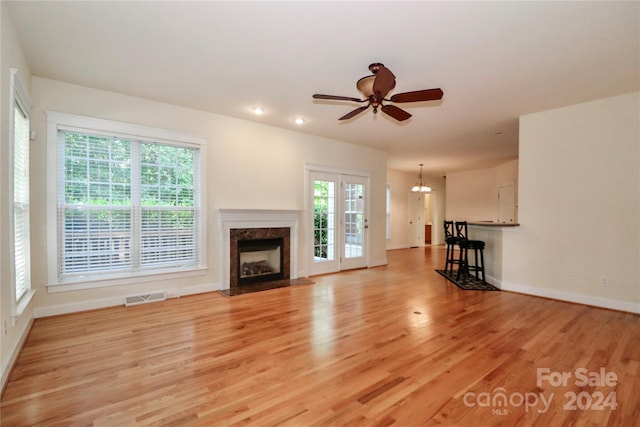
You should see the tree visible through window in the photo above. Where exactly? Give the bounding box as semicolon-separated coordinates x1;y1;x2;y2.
59;130;199;281
313;180;335;260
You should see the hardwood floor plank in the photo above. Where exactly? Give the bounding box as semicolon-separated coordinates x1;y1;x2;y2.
2;247;638;426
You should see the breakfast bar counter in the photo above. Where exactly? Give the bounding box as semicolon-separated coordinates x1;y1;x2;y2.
467;222;520;287
468;222;520;227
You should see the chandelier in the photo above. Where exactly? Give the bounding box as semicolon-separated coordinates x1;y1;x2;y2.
411;163;431;192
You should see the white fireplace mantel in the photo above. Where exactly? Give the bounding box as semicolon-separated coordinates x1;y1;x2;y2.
219;209;301;289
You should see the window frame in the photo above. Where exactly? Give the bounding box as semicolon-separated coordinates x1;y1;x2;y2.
386;185;391;240
46;112;208;292
9;68;35;317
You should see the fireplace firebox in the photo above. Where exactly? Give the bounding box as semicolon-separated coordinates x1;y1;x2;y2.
238;238;284;285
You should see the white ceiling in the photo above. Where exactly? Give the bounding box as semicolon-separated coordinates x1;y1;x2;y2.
6;1;639;176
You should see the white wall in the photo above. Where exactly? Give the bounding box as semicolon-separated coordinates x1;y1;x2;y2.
445;159;518;222
503;92;640;313
1;1;35;389
386;169;445;249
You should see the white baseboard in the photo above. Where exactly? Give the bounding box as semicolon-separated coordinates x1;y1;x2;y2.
500;281;640;314
33;282;220;318
1;317;33;392
386;243;411;251
484;274;501;288
295;268;308;280
369;255;388;268
179;282;221;297
33;296;123;318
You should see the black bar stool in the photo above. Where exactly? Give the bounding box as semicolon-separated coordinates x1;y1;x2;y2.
455;221;486;283
444;220;462;273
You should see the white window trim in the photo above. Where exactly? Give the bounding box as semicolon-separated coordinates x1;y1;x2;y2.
386;185;391;240
45;111;208;291
9;69;35;319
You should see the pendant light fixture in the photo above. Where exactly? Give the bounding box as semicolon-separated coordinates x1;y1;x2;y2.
411;163;431;192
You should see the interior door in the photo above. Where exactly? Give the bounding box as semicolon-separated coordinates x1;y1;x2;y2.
309;171;368;275
408;192;424;247
498;184;515;224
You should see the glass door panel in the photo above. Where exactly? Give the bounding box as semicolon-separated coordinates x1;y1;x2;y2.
341;175;367;270
343;182;364;258
314;179;336;262
310;172;339;275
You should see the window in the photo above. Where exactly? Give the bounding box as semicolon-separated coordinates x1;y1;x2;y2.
386;185;391;240
9;69;34;315
47;112;206;289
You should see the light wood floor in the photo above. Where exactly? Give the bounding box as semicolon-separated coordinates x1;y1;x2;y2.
2;247;638;426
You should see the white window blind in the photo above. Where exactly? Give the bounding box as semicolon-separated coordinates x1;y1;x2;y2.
57;129;200;282
13;100;31;302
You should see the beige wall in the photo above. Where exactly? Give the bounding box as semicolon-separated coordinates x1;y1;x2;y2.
1;1;34;388
503;92;640;312
386;169;445;249
29;77;388;313
0;69;389;383
445;159;518;222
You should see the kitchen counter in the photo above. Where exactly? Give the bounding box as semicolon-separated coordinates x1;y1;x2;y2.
468;222;519;227
467;223;520;287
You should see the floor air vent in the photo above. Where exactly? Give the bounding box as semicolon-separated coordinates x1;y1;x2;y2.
125;292;166;307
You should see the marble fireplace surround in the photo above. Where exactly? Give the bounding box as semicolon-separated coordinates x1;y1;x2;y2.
219;209;301;290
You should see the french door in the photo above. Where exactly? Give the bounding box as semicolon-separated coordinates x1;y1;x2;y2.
309;171;368;276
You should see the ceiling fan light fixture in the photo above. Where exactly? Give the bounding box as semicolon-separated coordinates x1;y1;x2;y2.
356;75;376;97
411;163;431;193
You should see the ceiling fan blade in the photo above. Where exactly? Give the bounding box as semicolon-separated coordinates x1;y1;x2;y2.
313;94;365;102
389;88;443;103
372;66;396;98
339;105;370;120
381;104;412;121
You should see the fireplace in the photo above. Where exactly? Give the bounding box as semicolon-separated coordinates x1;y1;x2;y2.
229;227;290;290
219;209;300;291
238;237;284;285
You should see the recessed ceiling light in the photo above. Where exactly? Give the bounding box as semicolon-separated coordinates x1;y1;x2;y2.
295;118;304;125
253;107;264;115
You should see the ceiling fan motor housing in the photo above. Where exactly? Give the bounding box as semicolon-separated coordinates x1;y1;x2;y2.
368;63;384;73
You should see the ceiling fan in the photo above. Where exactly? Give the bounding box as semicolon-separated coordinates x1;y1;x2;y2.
313;63;443;122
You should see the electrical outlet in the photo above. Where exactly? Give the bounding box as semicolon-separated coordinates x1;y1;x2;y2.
3;319;7;336
601;276;609;286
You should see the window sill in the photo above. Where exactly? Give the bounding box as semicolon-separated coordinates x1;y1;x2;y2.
13;289;36;319
47;267;208;293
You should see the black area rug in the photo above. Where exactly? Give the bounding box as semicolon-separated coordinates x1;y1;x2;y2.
218;278;315;297
435;269;500;291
